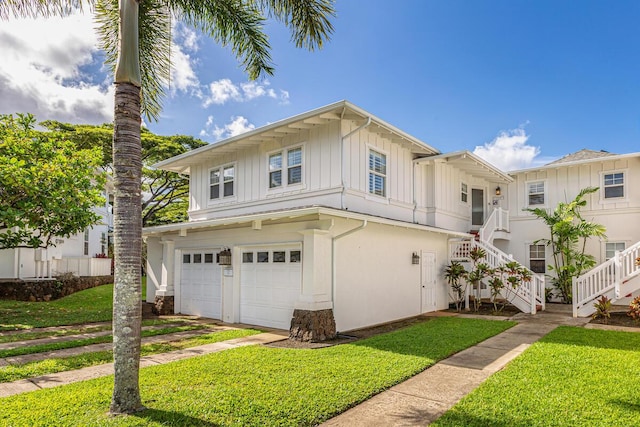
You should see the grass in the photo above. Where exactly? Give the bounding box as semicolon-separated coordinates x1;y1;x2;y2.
0;329;261;383
0;279;146;331
433;326;640;427
0;317;513;426
0;319;187;344
0;324;208;358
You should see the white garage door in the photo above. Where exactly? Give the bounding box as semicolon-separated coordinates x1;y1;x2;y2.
180;250;222;319
240;247;302;330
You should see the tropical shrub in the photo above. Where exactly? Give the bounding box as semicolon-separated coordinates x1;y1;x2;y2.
592;295;612;324
444;261;468;312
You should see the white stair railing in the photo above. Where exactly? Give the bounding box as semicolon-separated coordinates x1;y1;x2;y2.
448;238;545;314
479;207;510;243
573;240;640;317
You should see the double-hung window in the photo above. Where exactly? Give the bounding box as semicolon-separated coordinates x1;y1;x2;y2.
368;149;387;197
210;165;235;200
83;229;90;256
603;172;624;199
605;242;625;260
527;181;545;206
529;244;546;273
461;183;468;203
269;146;303;189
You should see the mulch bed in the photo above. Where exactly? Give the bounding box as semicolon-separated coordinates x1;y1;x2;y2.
590;311;640;328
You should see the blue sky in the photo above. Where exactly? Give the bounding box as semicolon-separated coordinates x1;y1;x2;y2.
1;0;639;170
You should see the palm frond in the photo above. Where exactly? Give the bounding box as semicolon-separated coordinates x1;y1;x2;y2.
257;0;335;50
170;0;274;79
0;0;93;19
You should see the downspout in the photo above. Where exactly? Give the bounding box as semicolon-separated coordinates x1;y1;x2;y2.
412;161;418;223
331;220;368;313
340;117;372;209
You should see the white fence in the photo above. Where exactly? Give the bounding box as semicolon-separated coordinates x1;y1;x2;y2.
54;257;112;277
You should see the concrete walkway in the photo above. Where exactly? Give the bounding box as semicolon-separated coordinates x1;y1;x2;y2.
0;330;286;398
322;306;591;426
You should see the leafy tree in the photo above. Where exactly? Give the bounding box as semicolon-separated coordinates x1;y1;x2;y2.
0;113;105;249
444;261;467;312
2;0;335;414
526;187;606;303
40;121;207;226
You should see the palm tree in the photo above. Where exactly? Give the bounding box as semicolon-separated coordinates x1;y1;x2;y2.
1;0;335;414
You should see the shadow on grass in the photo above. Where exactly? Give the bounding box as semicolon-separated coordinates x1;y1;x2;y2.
433;411;529;427
610;398;640;413
539;325;640;352
134;408;220;426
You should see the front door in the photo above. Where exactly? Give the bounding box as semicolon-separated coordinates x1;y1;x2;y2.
421;251;437;313
472;188;485;228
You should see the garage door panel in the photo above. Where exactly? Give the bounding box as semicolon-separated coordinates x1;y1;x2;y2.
180;250;222;319
240;247;301;330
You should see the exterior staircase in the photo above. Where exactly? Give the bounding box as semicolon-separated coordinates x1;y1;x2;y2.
450;208;546;315
572;240;640;317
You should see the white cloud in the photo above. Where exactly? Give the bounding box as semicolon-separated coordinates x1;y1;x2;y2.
200;115;255;141
473;127;541;171
202;78;289;107
169;42;200;95
0;12;114;124
203;79;242;106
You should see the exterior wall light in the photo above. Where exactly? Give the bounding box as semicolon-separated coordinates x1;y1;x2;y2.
412;252;420;265
217;248;232;265
495;186;501;196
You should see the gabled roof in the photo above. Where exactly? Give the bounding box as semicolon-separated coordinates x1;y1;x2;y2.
414;150;513;183
509;150;640;174
154;100;440;174
546;149;616;165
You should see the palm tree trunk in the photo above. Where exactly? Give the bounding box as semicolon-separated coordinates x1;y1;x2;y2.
110;80;144;414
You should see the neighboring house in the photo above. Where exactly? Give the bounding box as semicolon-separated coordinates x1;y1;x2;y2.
144;101;518;338
144;101;640;337
0;191;113;279
494;149;640;316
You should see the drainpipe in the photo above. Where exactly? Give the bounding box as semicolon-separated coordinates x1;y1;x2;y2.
331;220;368;309
340;117;372;209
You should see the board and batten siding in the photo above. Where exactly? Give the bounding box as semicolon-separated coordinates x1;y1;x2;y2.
509;156;640;217
504;156;640;267
187;121;343;221
341;121;416;222
415;161;502;233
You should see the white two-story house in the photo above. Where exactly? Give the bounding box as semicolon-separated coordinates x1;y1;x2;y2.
496;149;640;315
144;101;515;339
0;192;113;280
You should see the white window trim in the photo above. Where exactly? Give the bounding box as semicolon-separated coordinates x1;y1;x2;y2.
266;144;306;193
366;145;389;201
603;241;627;261
526;242;547;274
525;179;547;209
208;162;237;204
600;169;628;203
460;182;469;204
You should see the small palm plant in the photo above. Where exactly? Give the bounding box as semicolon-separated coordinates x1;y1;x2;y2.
593;295;612;324
445;261;468;312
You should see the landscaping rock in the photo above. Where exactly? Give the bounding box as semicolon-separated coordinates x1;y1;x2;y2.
289;309;337;342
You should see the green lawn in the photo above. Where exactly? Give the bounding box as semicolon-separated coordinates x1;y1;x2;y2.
0;317;513;426
433;326;640;427
0;280;147;330
0;328;261;383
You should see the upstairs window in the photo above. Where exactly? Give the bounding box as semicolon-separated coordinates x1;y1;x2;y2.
368;149;387;197
461;183;468;203
269;146;303;189
529;244;546;273
210;165;235;200
605;242;625;260
527;181;545;206
83;229;90;256
603;172;624;199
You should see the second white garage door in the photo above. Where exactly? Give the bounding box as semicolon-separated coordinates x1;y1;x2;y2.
180;250;222;319
240;247;302;330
